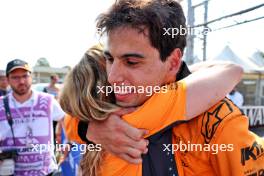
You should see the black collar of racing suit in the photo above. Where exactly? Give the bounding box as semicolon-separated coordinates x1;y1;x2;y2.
176;61;191;81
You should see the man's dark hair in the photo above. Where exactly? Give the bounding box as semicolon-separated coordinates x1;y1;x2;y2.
97;0;187;61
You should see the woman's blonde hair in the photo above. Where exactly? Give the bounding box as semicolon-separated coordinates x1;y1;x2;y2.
60;44;118;176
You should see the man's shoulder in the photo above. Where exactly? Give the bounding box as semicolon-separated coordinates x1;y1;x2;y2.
198;98;245;143
33;91;54;102
34;90;52;97
0;93;11;105
203;98;243;120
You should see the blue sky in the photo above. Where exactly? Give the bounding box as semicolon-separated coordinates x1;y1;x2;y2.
0;0;263;69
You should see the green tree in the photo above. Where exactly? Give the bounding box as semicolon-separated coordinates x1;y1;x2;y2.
35;57;50;67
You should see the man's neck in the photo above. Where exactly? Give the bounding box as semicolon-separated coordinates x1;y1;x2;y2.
13;90;32;103
49;83;56;88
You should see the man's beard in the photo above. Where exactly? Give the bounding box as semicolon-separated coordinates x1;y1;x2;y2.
12;84;31;95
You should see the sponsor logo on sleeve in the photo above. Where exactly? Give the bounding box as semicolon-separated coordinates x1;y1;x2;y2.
241;141;264;166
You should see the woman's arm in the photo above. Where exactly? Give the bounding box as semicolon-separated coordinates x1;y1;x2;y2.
185;61;243;119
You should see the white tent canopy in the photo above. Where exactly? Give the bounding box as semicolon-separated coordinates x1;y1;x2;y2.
249;51;264;67
211;46;264;73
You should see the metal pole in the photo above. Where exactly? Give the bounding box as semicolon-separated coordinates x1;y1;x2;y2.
256;72;262;105
203;0;208;61
185;0;195;65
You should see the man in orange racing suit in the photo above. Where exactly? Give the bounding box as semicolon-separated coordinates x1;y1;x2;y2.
63;0;264;175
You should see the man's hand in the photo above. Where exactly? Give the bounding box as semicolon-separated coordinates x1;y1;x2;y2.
87;108;149;164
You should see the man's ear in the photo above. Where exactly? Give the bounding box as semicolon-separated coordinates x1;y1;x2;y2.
167;48;182;77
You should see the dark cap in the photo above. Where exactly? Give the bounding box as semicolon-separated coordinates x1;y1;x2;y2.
6;59;32;75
